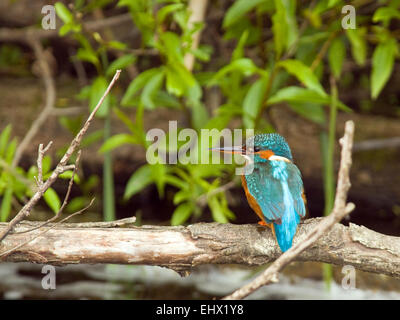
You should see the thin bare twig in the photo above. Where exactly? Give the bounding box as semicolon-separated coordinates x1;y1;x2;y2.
310;31;338;72
69;48;88;87
14;216;137;229
51;107;86;116
223;120;355;300
16;150;82;235
183;0;208;71
35;141;53;188
0;70;122;243
353;137;400;152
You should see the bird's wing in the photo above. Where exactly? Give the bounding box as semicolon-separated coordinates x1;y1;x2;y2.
244;162;306;223
287;163;306;218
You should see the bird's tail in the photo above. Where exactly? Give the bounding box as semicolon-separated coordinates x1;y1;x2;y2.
273;207;301;252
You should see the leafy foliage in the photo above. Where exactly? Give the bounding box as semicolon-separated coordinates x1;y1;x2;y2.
47;0;400;227
0;126;80;221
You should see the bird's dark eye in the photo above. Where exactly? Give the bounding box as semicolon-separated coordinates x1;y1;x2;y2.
254;146;260;152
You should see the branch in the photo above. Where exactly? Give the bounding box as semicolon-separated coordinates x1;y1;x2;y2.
35;141;53;188
223;120;356;300
12;39;56;168
353;137;400;152
0;13;133;43
24;150;82;236
0;70;122;243
183;0;208;71
1;218;400;279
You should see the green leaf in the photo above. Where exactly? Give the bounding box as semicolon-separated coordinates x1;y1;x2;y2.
346;28;367;66
59;116;82;135
106;54;136;77
298;31;330;44
165;62;197;97
223;0;267;28
76;47;99;66
66;196;87;213
267;86;351;112
208;195;228;223
159;32;183;62
165;64;186;96
75;85;91;101
371;38;397;100
204;113;232;131
0;124;11;158
27;166;38;181
328;0;342;8
82;175;99;193
141;70;165;109
173;190;190;205
80;130;104;148
58;170;80;184
232;30;249;61
55;3;74;24
90;76;110;118
107;41;127;50
165;174;187;190
5;138;17;164
272;0;288;58
99;134;138;153
0;186;13;222
211;58;258;83
268;86;326;104
373;7;400;25
59;24;73;37
41;155;52;175
217;103;243;117
171;202;193;225
328;37;346;79
191;101;209;130
150;162;167;198
43;188;61;214
121;68;160;106
153;91;181;109
123;164;153;200
271;0;298;58
243;75;269;129
157;3;184;23
283;0;299;48
191;45;213;62
288;102;326;124
113;108;137;134
279;59;326;96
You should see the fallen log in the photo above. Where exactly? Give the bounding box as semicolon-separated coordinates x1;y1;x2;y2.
1;218;400;278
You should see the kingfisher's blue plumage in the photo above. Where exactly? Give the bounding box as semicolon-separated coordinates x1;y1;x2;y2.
242;134;306;252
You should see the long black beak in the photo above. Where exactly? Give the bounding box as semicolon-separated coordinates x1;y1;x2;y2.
209;146;244;154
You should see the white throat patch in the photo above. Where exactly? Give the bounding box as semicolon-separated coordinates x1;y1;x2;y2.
269;155;291;163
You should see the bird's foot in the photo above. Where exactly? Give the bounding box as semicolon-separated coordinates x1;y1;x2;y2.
258;221;276;237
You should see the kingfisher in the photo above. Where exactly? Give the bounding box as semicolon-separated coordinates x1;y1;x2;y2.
212;133;307;252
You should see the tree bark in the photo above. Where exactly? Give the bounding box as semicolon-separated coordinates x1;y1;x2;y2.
0;218;400;278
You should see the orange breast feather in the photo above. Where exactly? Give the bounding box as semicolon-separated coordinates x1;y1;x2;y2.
241;175;266;223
